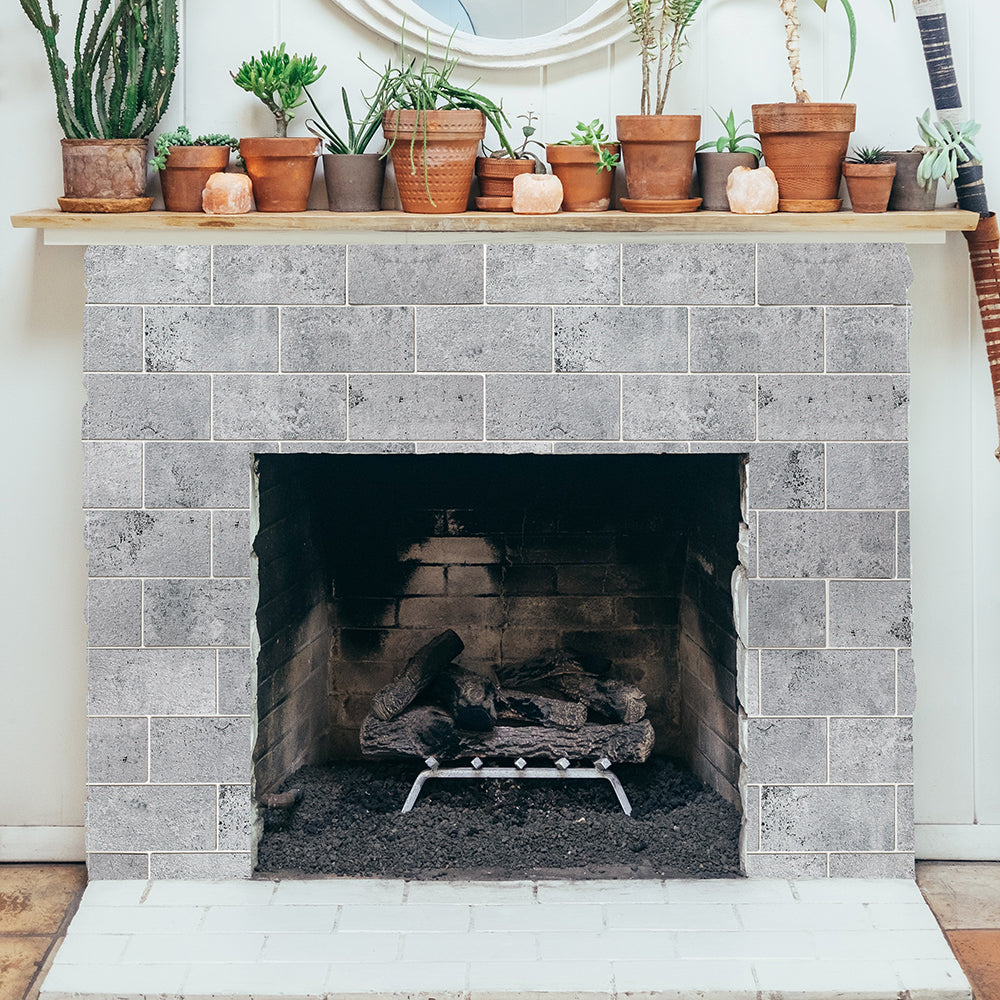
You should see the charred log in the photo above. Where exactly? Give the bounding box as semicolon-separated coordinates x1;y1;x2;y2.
578;677;647;725
434;666;497;732
369;629;464;722
495;689;587;730
495;647;612;700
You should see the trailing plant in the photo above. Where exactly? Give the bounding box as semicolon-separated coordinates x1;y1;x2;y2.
916;109;982;190
696;109;761;160
554;120;621;173
150;126;239;171
232;44;326;138
846;144;890;164
624;0;703;115
19;0;179;139
305;77;396;155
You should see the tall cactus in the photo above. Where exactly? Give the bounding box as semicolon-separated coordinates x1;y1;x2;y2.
20;0;178;139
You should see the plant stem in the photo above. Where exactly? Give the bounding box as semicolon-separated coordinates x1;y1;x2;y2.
779;0;811;102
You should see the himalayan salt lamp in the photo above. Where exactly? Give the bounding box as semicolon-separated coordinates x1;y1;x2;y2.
727;165;779;215
202;171;253;215
512;172;563;215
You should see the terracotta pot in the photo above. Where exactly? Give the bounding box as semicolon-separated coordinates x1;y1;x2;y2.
615;115;700;201
842;160;897;214
752;103;856;211
383;109;485;214
476;156;536;201
695;151;759;211
886;150;938;211
240;136;320;212
322;153;385;212
160;145;231;212
545;144;619;212
61;138;149;199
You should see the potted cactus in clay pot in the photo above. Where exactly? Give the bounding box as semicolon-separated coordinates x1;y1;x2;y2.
232;45;325;212
20;0;179;211
151;127;240;212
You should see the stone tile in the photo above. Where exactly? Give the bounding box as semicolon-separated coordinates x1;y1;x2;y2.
535;880;667;904
868;902;943;931
743;853;828;877
86;784;217;851
337;903;470;933
829;581;912;646
664;880;795;904
141;881;275;906
144;442;254;508
737;902;873;932
213;512;253;577
690;306;823;372
150;717;252;783
85;854;149;880
760;649;896;716
327;963;466;996
752;958;902;993
748;443;824;509
417;306;552;371
85;245;211;304
486;374;619;440
554;441;689;453
758;374;908;442
87;717;148;783
41;963;192;995
472;903;602;933
85;510;210;576
622;243;755;305
757;244;912;305
0;864;86;933
145;306;279;371
279;441;416;454
121;928;264;961
349;245;484;304
826;306;911;372
827;443;909;508
348;374;483;440
83;441;143;508
83;373;210;440
623;375;755;440
218;648;254;715
760;785;896;852
86;578;142;647
893;958;976;999
747;580;826;647
486;244;619;304
213;245;346;304
917;862;1000;929
554;306;687;372
898;510;911;578
745;717;828;783
673;928;812;959
52;931;130;965
829;717;913;782
743;785;761;852
281;306;413;371
757;511;896;578
898;649;916;715
270;880;406;905
265;931;400;963
0;936;52;1000
213;375;346;440
83;305;142;372
149;853;252;880
143;579;253;647
605;902;739;930
88;648;217;716
828;853;915;878
218;784;252;851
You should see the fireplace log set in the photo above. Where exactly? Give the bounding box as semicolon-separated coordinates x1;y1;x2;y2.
360;630;655;763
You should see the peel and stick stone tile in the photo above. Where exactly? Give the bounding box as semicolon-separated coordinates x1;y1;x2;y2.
554;306;687;372
748;443;825;509
213;512;253;578
623;374;756;441
281;305;414;371
417;306;553;371
829;717;913;783
829;580;912;647
690;306;823;373
84;509;210;577
212;375;347;441
485;374;620;440
83;373;211;440
148;852;253;880
622;243;755;305
86;578;142;647
212;245;346;304
85;853;150;880
349;245;484;304
86;783;218;852
144;442;255;508
83;441;143;508
143;578;254;647
87;717;148;783
745;717;828;783
217;648;254;716
84;305;143;371
348;374;483;440
150;717;253;783
486;244;619;304
826;443;909;509
145;306;279;372
826;306;911;372
88;647;218;716
747;579;827;648
85;245;211;304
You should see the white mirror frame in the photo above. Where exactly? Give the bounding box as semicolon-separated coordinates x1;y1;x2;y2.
326;0;631;68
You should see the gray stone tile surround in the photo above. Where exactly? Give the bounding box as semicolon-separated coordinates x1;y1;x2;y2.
82;242;915;881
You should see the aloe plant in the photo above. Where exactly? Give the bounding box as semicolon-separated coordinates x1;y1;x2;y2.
20;0;178;139
697;109;761;159
232;45;326;138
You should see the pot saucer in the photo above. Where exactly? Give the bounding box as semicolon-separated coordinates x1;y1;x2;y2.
58;196;154;213
620;197;702;214
777;198;842;213
475;196;513;212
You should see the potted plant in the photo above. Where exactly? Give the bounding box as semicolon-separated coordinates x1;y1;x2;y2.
915;109;981;199
475;112;546;212
305;78;395;213
232;45;325;212
695;109;761;211
842;145;896;214
751;0;894;211
615;0;702;209
151;127;240;212
20;0;178;211
546;119;620;212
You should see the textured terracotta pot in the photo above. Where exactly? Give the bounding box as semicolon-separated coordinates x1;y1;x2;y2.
695;151;759;211
61;138;149;199
842;160;897;213
752;103;856;210
383;110;485;214
886;150;938;211
160;145;231;212
476;156;536;201
240;136;320;212
615;115;700;201
322;153;385;212
545;144;619;212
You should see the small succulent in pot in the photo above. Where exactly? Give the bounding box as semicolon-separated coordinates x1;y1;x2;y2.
915;108;982;190
150;127;240;171
151;126;242;212
546;120;620;212
697;109;761;160
551;120;620;173
476;111;547;212
842;143;897;214
694;110;761;212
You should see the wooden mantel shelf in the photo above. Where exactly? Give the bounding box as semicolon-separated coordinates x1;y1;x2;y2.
11;207;980;246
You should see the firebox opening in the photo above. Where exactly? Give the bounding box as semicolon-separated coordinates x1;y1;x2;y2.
252;453;745;878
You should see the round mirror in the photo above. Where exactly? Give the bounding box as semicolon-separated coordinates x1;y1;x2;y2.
326;0;631;68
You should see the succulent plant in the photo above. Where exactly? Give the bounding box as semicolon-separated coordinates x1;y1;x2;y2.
150;126;240;171
232;45;326;138
554;119;621;173
916;109;982;190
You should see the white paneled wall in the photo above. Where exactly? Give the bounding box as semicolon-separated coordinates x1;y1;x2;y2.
1;0;998;858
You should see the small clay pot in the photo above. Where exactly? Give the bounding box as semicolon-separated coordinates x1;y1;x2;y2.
695;151;759;211
885;150;938;211
545;143;619;212
615;115;700;201
61;138;149;199
322;153;386;212
843;160;897;214
475;156;536;205
240;136;320;212
160;145;232;212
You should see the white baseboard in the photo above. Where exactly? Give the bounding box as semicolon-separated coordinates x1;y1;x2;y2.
916;823;1000;860
0;826;85;862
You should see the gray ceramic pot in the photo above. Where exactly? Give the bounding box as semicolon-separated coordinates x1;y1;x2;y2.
322;153;386;212
694;151;759;211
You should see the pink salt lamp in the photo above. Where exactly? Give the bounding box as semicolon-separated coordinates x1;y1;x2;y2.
202;172;253;215
727;165;779;214
512;172;563;215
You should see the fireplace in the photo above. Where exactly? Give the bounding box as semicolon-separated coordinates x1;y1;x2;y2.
83;240;915;880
